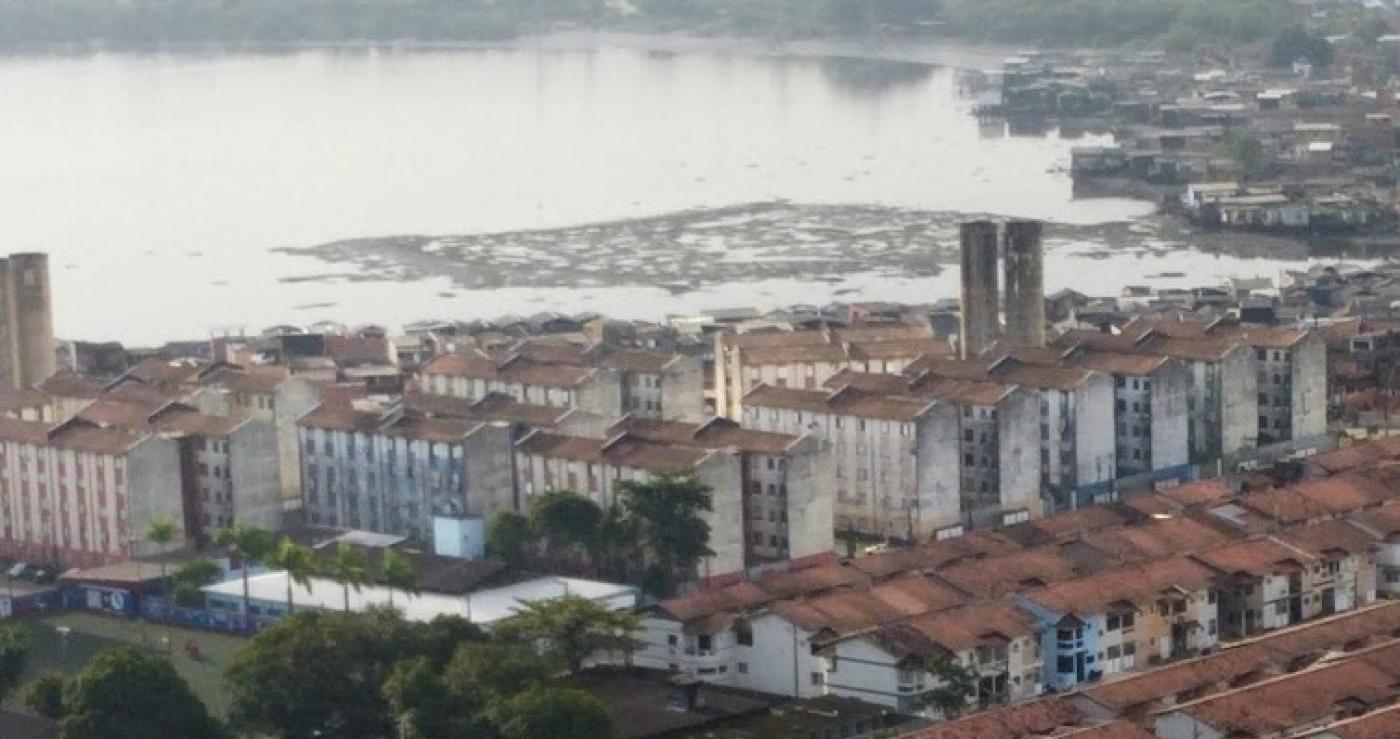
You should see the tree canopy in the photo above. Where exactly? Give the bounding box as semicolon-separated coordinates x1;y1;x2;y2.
494;686;612;739
60;647;224;739
493;595;641;674
620;475;715;592
0;625;29;703
226;609;485;739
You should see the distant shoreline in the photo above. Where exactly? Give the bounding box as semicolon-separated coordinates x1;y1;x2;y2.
0;30;1020;71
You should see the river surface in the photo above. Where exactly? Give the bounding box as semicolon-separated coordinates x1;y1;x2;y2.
0;40;1361;343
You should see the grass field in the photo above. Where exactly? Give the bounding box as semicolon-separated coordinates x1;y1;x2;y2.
12;612;247;717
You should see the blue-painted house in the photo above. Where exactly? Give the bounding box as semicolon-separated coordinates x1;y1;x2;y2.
1015;556;1219;691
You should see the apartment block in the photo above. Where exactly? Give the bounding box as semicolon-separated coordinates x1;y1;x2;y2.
419;338;704;422
418;350;625;420
1118;317;1328;449
72;397;282;542
915;353;1117;509
298;405;515;542
1059;326;1259;465
514;430;745;576
605;416;834;568
715;325;950;420
0;417;185;568
741;385;961;540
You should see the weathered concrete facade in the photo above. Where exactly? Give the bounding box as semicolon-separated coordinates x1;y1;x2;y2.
514;431;746;577
0;253;56;390
0;419;185;568
1002;220;1046;347
959;221;1001;358
300;406;515;542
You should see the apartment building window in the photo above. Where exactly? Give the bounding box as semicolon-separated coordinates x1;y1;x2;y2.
810;672;824;687
1106;613;1134;632
1057;656;1074;674
735;621;753;647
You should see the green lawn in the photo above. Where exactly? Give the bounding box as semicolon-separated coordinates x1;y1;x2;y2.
12;612;247;717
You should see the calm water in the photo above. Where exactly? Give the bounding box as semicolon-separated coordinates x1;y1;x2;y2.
0;45;1325;343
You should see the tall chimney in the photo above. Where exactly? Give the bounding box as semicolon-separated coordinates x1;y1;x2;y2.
959;221;1001;359
11;253;55;387
1003;220;1046;347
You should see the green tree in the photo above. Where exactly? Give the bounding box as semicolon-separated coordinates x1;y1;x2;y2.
923;655;977;718
529;489;603;570
0;625;29;702
60;647;223;739
383;656;494;739
326;541;369;612
379;548;419;610
620;475;714;592
444;641;550;698
494;686;612;739
1272;25;1334;69
227;610;421;739
1219;132;1266;182
591;504;638;581
270;537;318;615
493;595;641;674
486;511;534;571
171;557;223;608
216;523;274;631
23;672;66;719
144;518;179;585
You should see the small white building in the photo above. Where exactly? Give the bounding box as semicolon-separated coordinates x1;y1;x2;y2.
203;572;637;627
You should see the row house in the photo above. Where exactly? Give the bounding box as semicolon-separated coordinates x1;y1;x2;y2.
715;324;950;420
1195;520;1377;639
417;350;625;420
72;398;282;542
1082;602;1400;723
823;601;1043;716
0;416;185;568
514;429;745;576
1154;640;1400;739
605;416;834;568
1350;500;1400;598
636;565;970;700
1015;556;1220;692
298;405;514;543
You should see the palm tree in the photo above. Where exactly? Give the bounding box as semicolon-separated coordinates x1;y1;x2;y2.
326;541;368;612
215;524;273;631
144;518;179;596
270;537;317;616
378;548;419;610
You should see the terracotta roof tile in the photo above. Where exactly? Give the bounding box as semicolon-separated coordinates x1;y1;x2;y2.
1024;556;1218;616
745;384;937;423
937;549;1081;598
1195;537;1314;577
